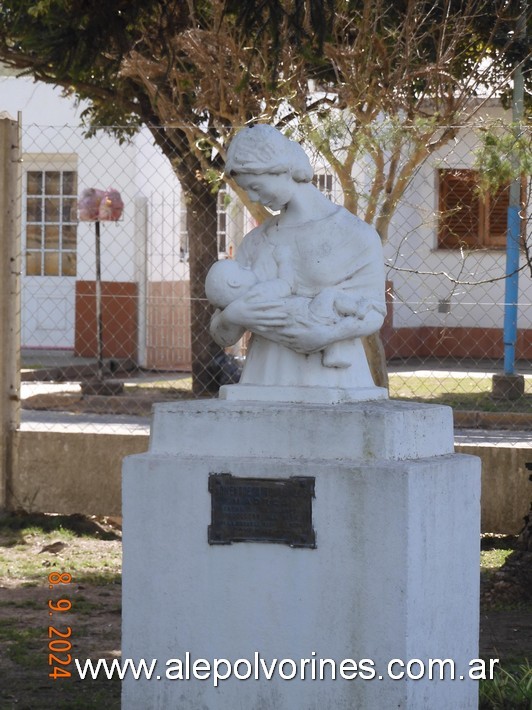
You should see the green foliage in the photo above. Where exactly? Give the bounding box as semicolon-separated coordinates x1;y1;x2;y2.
0;0;529;191
224;0;335;77
0;0;153;131
0;1;528;129
479;661;532;709
79;105;141;144
203;168;224;193
475;123;532;193
2;0;135;75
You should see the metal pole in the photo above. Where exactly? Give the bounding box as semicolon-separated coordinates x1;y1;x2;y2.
0;115;21;509
502;0;526;375
134;196;148;368
95;220;104;380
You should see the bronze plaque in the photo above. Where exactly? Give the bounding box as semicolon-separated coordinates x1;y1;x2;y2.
208;473;316;548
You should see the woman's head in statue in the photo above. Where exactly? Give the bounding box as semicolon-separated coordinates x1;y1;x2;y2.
225;125;313;211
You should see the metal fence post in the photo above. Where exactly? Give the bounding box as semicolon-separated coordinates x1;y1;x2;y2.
134;195;148;368
0;113;21;509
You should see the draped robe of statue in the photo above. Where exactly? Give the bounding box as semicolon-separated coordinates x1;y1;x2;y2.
230;204;386;389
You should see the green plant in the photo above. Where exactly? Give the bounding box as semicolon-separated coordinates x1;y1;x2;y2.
481;548;514;572
475;123;532;194
0;623;45;668
479;661;532;709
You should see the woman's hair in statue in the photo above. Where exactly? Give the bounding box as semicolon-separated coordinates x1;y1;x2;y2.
225;125;313;183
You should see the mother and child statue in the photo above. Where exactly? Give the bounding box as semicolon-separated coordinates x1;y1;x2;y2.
205;124;388;403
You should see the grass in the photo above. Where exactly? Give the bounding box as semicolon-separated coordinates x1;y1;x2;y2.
481;548;514;572
0;512;121;587
1;512;122;710
0;599;41;610
480;535;524;601
0;512;119;539
459;536;530;708
479;661;532;709
0;542;121;587
388;373;532;412
123;376;193;392
5;627;46;668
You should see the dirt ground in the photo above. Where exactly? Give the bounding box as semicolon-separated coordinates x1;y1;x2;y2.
480;609;532;660
0;583;122;709
0;514;122;710
1;514;531;710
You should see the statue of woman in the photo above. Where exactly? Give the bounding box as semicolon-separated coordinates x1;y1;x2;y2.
208;125;387;401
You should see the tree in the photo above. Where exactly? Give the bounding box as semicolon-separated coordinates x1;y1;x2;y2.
0;0;529;390
0;0;335;392
286;0;531;380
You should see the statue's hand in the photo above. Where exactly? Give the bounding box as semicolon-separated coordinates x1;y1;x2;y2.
223;294;288;331
274;322;333;353
274;310;384;354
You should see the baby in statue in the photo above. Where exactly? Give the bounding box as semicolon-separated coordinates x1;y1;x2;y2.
205;256;385;369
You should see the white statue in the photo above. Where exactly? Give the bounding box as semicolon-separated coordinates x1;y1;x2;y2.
207;125;387;403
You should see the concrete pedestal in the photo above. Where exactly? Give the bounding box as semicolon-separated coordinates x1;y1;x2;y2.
122;400;480;709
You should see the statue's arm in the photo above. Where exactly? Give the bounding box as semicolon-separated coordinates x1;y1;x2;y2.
210;308;246;348
210;287;290;347
272;307;385;354
327;309;385;343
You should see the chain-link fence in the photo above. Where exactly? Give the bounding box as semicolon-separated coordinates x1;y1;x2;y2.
15;119;532;434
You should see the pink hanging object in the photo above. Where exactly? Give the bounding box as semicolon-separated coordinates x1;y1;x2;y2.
98;188;124;221
78;188;104;221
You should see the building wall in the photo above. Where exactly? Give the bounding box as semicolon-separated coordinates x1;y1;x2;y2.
10;430;148;517
382;105;532;344
75;281;138;359
146;281;192;370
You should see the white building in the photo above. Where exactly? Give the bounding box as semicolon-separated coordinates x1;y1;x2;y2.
382;104;532;362
1;70;192;368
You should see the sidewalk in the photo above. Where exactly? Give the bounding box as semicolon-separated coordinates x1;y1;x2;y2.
19;350;532;443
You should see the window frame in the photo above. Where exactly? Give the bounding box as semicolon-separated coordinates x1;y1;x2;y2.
313;171;335;200
23;153;78;277
217;187;229;255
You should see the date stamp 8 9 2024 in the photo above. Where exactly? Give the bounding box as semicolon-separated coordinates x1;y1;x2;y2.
47;572;73;680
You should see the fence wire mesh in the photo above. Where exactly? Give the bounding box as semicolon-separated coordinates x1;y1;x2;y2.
15;120;532;434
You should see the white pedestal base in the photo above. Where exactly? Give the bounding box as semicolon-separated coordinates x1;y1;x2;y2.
219;382;388;404
122;400;480;709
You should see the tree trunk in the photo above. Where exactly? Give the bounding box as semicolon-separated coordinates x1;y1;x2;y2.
363;332;389;390
145;127;224;396
182;177;223;396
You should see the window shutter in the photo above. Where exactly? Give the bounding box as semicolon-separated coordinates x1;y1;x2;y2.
438;170;481;249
